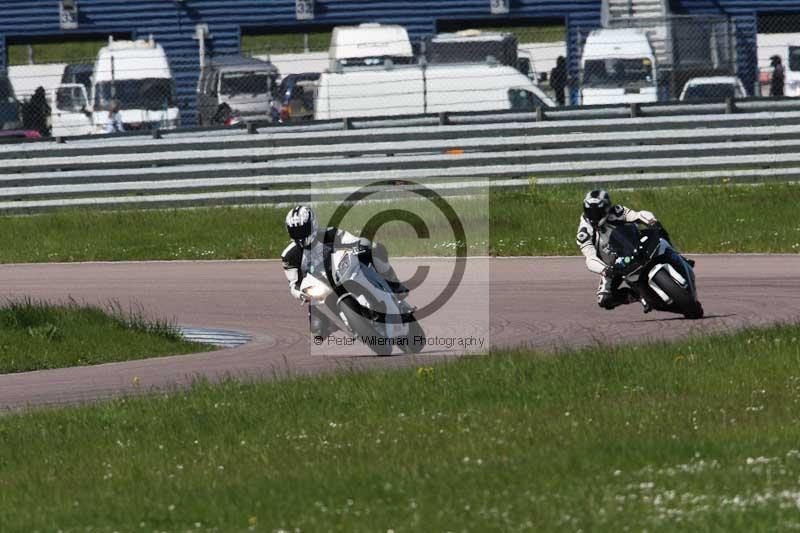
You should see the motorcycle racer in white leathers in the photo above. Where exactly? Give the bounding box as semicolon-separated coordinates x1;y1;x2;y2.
576;189;690;311
281;205;407;337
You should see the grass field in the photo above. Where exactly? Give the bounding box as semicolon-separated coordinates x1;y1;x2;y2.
241;24;565;55
241;31;333;55
0;323;798;530
491;182;800;255
0;299;210;373
7;41;105;66
8;24;566;65
0;183;796;263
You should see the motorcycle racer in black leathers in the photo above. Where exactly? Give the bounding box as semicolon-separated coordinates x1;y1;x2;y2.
577;189;664;311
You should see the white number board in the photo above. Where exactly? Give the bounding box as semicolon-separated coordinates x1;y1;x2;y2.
490;0;510;14
296;0;315;20
59;1;79;29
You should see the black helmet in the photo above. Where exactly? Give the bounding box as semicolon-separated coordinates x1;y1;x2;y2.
770;55;782;67
583;189;612;226
285;205;318;248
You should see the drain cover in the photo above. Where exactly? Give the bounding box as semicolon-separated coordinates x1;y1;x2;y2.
179;327;252;348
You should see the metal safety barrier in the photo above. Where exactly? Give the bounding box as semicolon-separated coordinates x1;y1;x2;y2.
0;99;797;212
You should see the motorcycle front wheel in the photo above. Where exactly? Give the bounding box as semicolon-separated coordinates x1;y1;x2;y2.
398;317;425;354
338;296;393;356
652;269;703;319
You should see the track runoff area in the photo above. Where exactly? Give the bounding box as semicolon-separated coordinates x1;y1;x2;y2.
0;178;798;407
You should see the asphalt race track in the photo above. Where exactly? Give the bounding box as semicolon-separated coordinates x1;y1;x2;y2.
0;255;798;410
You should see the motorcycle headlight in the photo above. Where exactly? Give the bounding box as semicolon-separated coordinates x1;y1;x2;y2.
302;284;328;300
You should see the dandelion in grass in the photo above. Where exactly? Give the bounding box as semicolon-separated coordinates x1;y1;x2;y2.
416;366;434;380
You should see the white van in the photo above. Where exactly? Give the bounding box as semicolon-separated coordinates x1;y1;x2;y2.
426;30;517;66
50;83;93;137
784;45;800;97
90;37;180;133
580;28;657;106
197;55;279;125
426;63;552;112
329;23;414;69
314;63;554;119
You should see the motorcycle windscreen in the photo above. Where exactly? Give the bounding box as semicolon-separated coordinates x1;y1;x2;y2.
606;224;640;262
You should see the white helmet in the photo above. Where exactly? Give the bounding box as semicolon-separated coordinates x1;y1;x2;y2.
286;205;318;248
583;189;612;226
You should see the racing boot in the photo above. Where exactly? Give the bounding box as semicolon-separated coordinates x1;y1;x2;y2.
598;287;638;310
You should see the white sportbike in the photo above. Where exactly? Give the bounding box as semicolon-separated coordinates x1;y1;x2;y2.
300;247;425;355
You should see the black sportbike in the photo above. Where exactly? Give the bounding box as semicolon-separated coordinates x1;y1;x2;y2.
598;222;703;319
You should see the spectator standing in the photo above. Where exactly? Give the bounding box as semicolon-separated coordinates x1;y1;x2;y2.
550;56;568;106
770;55;785;97
23;86;50;136
106;100;125;133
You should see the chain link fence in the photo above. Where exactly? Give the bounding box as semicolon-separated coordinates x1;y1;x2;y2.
2;15;800;138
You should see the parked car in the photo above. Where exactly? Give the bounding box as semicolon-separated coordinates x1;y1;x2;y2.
679;76;746;101
0;129;40;140
61;63;92;96
197;55;279;126
271;73;320;122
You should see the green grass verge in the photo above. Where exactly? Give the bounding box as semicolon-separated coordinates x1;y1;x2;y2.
472;24;566;43
491;182;800;255
0;183;797;263
1;323;799;530
8;23;564;66
240;24;564;56
242;31;333;55
7;41;105;66
0;299;211;373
